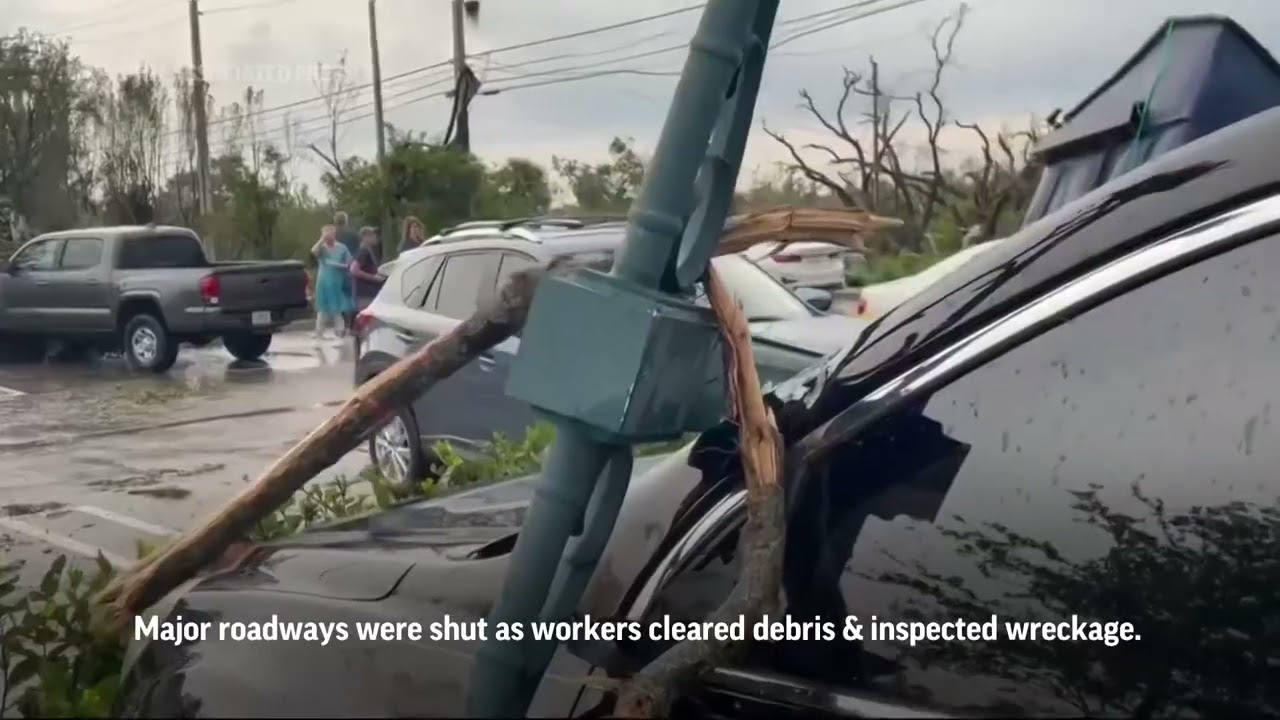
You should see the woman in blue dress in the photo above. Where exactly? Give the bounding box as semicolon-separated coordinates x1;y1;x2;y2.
310;224;355;341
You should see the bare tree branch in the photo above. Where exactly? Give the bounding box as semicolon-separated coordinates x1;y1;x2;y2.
307;51;359;178
761;122;858;207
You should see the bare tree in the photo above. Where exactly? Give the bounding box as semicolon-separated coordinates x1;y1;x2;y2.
164;68;201;226
307;51;361;178
764;7;1042;250
93;67;169;224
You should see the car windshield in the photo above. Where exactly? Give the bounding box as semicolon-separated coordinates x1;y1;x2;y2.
562;247;813;322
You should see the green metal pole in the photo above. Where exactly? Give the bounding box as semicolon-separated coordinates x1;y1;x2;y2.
465;1;770;716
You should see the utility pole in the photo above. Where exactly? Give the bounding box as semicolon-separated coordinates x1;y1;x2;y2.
368;0;386;169
368;0;390;244
188;0;213;255
869;57;880;211
450;0;470;151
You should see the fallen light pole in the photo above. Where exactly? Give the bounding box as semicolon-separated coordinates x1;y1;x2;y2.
465;0;781;715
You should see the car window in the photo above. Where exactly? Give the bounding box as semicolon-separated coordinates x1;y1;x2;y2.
494;253;540;294
10;239;62;271
430;252;497;319
59;238;104;270
116;234;206;269
401;255;444;308
637;233;1280;716
696;256;812;321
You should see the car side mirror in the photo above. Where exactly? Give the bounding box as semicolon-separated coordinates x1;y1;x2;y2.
795;287;832;312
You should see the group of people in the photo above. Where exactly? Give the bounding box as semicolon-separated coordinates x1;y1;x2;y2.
310;212;431;342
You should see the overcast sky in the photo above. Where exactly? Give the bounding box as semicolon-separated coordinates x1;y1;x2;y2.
8;0;1280;192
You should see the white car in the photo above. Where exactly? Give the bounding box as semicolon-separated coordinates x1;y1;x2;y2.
741;241;849;290
855;238;1007;319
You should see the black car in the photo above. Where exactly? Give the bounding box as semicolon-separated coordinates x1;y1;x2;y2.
116;107;1280;718
353;222;868;484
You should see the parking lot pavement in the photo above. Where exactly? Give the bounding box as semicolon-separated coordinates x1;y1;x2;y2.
0;330;374;578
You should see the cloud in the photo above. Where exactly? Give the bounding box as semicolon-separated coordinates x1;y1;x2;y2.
10;0;1280;193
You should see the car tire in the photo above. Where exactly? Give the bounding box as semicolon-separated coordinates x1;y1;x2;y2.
368;404;432;489
222;332;273;361
123;314;178;373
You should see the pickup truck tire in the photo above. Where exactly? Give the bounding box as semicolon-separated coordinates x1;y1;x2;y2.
222;332;272;361
122;314;179;373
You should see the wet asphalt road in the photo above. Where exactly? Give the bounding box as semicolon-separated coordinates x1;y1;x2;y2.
0;330;372;584
0;297;867;587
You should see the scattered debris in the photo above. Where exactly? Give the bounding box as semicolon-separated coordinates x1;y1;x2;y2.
1;501;66;517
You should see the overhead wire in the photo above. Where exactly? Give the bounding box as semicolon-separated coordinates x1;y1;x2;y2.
157;0;935;164
40;0;171;36
201;0;310;16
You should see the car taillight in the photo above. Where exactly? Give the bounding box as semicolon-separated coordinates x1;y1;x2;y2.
771;253;801;263
856;298;868;316
354;310;375;336
198;273;220;304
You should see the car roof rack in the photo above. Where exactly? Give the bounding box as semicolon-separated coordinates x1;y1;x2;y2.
438;215;631;236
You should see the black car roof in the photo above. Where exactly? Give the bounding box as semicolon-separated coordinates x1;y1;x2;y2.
817;105;1280;414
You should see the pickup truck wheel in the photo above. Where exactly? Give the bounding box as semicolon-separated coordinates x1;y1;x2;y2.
222;332;272;361
123;315;178;373
369;406;431;489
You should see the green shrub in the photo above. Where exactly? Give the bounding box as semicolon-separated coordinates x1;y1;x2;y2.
0;555;122;717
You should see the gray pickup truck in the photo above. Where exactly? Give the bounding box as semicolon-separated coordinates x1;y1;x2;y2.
0;225;309;372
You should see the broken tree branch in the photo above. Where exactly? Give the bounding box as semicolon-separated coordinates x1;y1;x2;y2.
101;206;899;638
100;262;550;628
613;264;785;719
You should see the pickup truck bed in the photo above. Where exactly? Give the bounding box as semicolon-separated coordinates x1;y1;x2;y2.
0;225;310;372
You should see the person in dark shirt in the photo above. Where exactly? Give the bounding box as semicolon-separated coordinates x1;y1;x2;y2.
349;226;386;313
398;215;426;256
334;211;361;256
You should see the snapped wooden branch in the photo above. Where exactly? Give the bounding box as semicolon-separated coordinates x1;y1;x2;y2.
612;265;785;719
101;205;899;637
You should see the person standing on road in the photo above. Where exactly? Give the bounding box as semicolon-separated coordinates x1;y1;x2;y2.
334;211;361;256
398;216;426;256
350;226;386;312
311;224;354;341
334;211;360;332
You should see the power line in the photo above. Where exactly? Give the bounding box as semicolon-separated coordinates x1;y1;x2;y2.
70;12;188;45
162;4;708;135
158;0;933;163
43;0;170;36
201;0;309;16
478;0;922;87
774;0;929;47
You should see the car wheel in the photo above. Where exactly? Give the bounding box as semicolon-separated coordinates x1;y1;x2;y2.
222;332;273;361
369;405;430;487
123;314;178;373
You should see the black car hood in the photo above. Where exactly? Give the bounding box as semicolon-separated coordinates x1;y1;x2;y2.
749;313;869;357
158;452;676;606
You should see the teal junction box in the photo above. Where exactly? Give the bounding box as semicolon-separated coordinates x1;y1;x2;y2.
505;265;726;443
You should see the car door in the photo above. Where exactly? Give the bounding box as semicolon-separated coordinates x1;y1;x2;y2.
482;251;541;439
0;238;64;331
410;249;501;450
611;211;1280;717
49;237;110;334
